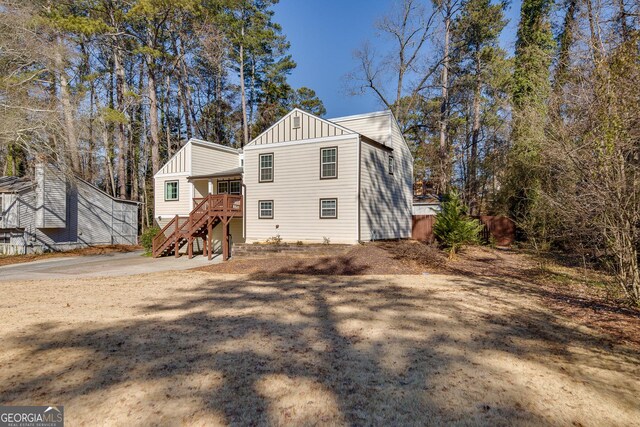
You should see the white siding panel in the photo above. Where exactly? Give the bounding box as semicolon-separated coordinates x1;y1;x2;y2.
245;137;359;243
191;143;238;175
359;138;412;241
333;112;391;146
154;175;191;222
154;140;240;222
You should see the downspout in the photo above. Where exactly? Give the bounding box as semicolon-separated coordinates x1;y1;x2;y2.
242;181;246;240
356;135;361;242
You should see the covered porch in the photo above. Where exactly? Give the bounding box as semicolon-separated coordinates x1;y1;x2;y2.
188;167;244;260
188;167;243;203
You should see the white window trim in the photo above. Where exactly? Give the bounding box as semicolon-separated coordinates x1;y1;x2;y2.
320;147;338;179
164;180;179;201
320;198;338;219
258;200;273;219
259;153;274;183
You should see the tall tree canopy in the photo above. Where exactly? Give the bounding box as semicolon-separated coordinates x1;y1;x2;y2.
0;0;324;226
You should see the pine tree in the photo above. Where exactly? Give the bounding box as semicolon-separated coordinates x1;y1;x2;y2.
434;190;484;257
502;0;555;225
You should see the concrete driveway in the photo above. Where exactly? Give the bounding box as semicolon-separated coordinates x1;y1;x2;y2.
0;250;220;282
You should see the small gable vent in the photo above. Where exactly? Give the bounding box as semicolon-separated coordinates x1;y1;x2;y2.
292;115;301;129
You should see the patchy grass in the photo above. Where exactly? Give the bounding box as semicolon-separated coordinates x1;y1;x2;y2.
0;272;638;425
0;244;141;267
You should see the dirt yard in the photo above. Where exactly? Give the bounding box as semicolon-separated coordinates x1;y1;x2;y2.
1;268;638;425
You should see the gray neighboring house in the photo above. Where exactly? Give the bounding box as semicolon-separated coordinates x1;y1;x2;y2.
0;164;139;255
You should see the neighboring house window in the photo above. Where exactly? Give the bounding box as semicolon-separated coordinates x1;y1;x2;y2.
165;180;179;201
217;181;228;194
388;155;394;175
259;153;274;182
0;232;9;244
320;198;337;219
320;147;338;179
293;115;301;129
259;200;273;219
0;195;3;218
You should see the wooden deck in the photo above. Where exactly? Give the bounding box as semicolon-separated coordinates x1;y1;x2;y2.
152;194;242;260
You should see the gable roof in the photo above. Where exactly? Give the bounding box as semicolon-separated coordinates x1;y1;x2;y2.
0;176;33;193
247;108;358;146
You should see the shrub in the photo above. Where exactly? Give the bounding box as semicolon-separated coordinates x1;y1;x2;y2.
140;226;160;255
433;190;483;258
266;234;283;245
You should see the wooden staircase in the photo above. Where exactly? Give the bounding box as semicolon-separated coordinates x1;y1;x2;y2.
152;194;243;260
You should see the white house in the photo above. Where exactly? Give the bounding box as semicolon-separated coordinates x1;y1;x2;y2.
152;109;413;259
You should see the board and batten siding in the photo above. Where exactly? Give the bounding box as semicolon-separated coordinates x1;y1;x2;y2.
158;143;192;175
244;136;360;244
250;108;351;146
358;113;413;241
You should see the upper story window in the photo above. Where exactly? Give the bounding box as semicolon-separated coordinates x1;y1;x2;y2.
259;153;274;182
293;115;301;129
320;147;337;179
164;180;179;201
388;155;394;175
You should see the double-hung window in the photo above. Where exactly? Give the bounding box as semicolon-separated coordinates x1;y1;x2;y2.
259;153;274;182
229;181;241;195
320;198;337;219
164;180;179;201
259;200;273;219
218;180;242;195
320;147;337;179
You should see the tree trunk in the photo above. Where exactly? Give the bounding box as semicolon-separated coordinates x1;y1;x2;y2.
469;54;482;215
55;35;81;174
438;4;451;195
239;25;249;147
146;28;161;175
174;35;194;139
554;0;577;90
165;73;172;157
114;38;127;199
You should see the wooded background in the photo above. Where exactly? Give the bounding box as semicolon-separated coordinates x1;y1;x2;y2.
0;0;638;303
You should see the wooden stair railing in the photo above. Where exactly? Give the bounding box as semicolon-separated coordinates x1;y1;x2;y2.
152;194;243;260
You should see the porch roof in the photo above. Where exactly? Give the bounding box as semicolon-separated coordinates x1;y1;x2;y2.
187;167;243;181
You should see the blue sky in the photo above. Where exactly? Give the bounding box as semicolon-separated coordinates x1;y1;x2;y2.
273;0;522;118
